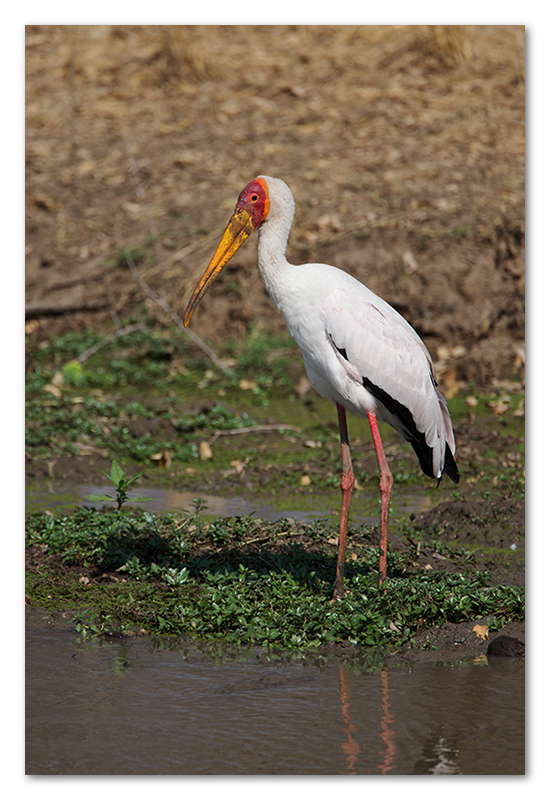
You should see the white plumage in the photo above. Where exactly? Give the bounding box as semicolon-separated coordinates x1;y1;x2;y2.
184;175;459;597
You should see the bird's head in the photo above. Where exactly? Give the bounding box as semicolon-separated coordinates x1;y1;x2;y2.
183;177;272;326
235;177;271;227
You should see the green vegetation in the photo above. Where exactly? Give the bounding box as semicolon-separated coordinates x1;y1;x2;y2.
25;324;525;500
26;506;524;651
85;460;152;511
25;324;524;651
25;326;297;466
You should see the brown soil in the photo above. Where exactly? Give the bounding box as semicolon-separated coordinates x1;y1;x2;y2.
26;25;525;390
319;619;525;665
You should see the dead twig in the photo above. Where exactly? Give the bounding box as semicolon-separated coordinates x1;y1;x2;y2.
124;250;232;375
206;424;302;447
25;299;110;319
121;132;231;375
71;323;148;365
241;529;306;547
210;528;305;552
122;130;160;251
138;227;224;281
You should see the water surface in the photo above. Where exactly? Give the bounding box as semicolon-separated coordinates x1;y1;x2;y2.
26;478;441;523
26;628;524;775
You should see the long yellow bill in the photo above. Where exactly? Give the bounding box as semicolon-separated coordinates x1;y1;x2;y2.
183;207;255;326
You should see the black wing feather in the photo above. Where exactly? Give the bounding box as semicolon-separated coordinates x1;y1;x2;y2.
333;341;459;484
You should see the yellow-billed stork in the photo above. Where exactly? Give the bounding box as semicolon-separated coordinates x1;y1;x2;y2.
183;176;459;598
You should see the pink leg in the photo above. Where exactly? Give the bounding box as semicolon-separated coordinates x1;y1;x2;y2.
367;410;393;588
333;403;354;601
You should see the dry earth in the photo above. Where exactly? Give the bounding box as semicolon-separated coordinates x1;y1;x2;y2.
25;25;525;390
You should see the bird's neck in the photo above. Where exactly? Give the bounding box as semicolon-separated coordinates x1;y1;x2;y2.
257;209;294;309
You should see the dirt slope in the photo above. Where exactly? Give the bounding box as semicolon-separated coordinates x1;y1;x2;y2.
25;25;525;389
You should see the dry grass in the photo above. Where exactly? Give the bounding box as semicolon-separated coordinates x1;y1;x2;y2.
25;25;524;386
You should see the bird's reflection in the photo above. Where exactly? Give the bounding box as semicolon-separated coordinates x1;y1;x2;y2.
338;663;397;774
377;667;396;774
338;661;360;774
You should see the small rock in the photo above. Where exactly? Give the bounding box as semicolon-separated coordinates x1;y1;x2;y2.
487;635;525;657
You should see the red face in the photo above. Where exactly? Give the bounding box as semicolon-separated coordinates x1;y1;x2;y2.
236;177;270;228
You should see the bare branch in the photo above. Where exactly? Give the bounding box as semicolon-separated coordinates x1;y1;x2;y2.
121;132;231;376
122;130;159;244
124;250;232;375
206;424;302;447
241;530;305;546
72;323;147;365
25;299;110;318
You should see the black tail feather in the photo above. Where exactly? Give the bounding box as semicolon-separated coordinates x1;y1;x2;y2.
443;442;460;484
410;438;459;485
409;437;438;481
360;374;460;485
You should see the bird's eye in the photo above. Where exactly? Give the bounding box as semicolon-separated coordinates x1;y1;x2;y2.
250;194;259;203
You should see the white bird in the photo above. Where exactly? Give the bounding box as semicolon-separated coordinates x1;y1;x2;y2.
184;176;459;599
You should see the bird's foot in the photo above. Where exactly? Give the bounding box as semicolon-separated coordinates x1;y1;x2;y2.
331;588;349;603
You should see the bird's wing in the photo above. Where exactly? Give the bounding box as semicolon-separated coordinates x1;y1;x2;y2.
321;283;446;451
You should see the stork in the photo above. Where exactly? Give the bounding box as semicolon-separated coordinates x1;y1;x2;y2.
183;176;459;598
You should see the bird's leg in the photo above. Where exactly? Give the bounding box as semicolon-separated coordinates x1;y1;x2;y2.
333;403;354;601
367;410;393;588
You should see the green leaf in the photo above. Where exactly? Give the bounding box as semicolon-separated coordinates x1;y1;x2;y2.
110;460;126;485
85;494;114;502
62;360;85;386
124;472;147;487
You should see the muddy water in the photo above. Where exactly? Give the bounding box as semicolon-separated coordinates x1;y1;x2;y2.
26;479;440;523
26;629;524;775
